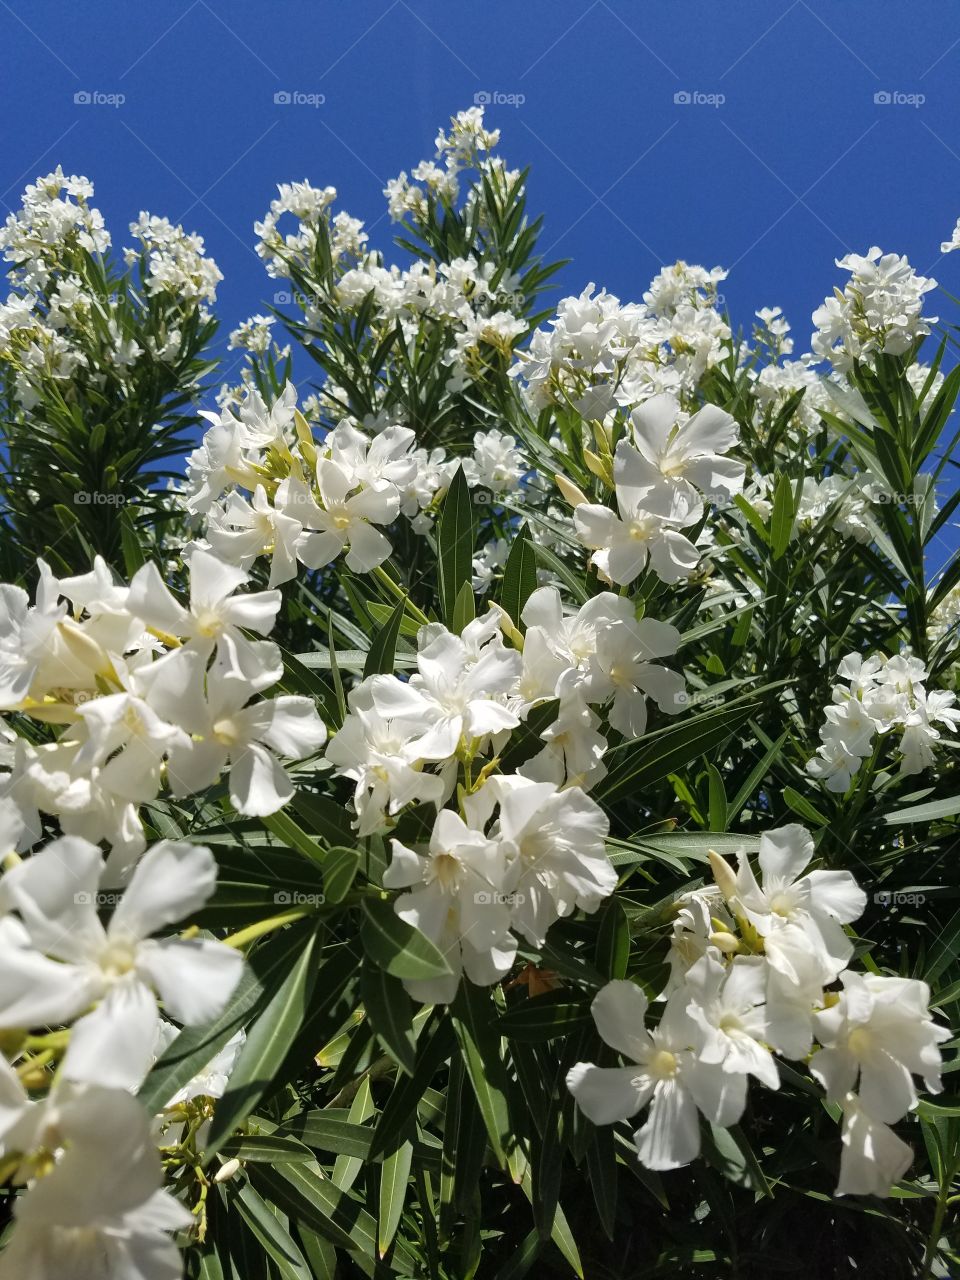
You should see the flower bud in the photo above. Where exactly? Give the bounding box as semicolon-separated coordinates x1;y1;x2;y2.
708;849;738;904
554;473;589;508
214;1158;241;1183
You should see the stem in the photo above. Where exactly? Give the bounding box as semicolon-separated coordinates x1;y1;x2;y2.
921;1169;953;1279
224;908;310;950
373;565;430;626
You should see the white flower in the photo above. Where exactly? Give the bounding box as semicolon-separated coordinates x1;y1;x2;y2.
567;979;746;1171
465;774;614;946
163;1029;246;1107
166;664;327;816
0;1082;190;1280
626;393;744;505
683;950;780;1089
462;429;525;494
296;437;401;574
519;693;608;791
73;691;190;804
385;808;517;1003
369;620;521;760
205;483;304;586
574;442;703;586
128;549;282;707
324;684;445;835
729;824;866;984
835;1093;913;1197
0;838;242;1089
812;247;936;370
811;971;949;1122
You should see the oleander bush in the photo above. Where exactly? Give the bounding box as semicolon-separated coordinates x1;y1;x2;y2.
0;108;959;1279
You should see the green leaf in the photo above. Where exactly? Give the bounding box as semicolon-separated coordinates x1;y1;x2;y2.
769;472;795;559
261;809;326;867
596;898;630;980
219;1134;315;1163
322;845;360;903
451;982;514;1168
361;959;417;1074
452;578;477;635
363;595;406;677
360;897;453;980
438;464;477;626
782;785;829;827
706;764;727;832
924;906;960;986
378;1140;413;1257
205;922;324;1156
136;923;311;1114
884;795;960;824
291;790;356;847
595;704;757;803
728;731;788;819
499;522;538;628
233;1185;313;1280
497;992;593;1042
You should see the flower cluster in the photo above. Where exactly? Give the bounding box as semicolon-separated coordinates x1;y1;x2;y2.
0;549;326;876
513;268;731;413
326;590;685;833
568;824;949;1194
385;106;502;222
187;379;536;582
385;777;614;1003
806;652;960;791
566;392;744;585
0;169;220;413
811;247;937;370
126;212;223;310
0;824;245;1277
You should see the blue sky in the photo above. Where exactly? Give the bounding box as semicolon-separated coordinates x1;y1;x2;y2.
3;1;960;424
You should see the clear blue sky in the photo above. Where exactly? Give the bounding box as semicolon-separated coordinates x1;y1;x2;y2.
3;2;960;438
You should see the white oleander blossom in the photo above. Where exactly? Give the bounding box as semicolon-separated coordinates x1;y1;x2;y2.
383;772;614;1003
806;651;960;791
812;247;936;371
568;822;944;1195
385;808;517;1004
0;1079;191;1280
567;979;748;1171
0;837;243;1089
